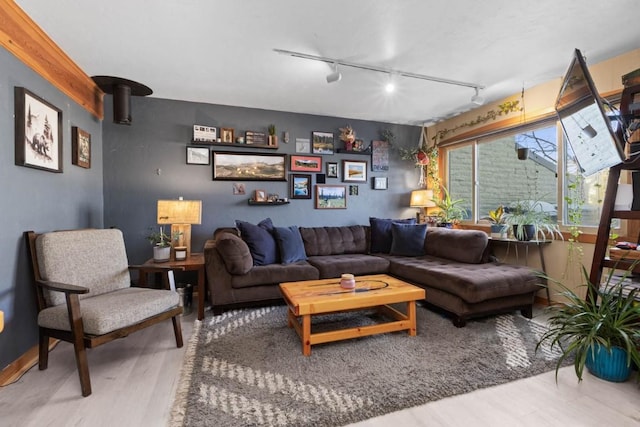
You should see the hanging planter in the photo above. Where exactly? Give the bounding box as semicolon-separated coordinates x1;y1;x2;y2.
517;147;529;160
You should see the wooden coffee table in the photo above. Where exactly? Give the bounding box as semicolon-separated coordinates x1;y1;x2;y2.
279;274;426;356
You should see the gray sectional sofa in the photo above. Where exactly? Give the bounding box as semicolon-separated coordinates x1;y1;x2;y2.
204;223;541;327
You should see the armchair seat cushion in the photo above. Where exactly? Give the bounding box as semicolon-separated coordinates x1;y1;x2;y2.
37;288;179;335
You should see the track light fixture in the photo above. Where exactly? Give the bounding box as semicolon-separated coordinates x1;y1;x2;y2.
326;63;342;83
471;87;484;105
274;48;484;91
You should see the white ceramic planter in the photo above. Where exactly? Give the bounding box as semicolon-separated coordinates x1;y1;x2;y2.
153;246;170;262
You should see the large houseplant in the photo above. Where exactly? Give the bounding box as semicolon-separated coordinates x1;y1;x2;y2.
503;200;562;241
431;186;466;228
536;267;640;382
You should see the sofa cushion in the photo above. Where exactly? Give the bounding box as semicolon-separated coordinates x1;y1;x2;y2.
388;255;540;303
424;227;488;264
235;218;278;266
273;226;307;264
300;226;368;256
369;217;416;253
216;232;253;274
306;254;390;279
390;223;427;256
230;261;319;289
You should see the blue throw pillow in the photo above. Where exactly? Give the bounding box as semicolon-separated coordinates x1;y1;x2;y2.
369;217;416;253
235;218;278;266
273;226;307;264
390;223;428;257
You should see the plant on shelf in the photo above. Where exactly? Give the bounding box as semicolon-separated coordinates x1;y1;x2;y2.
486;205;508;238
147;226;181;262
339;125;356;150
431;186;466;228
503;199;562;241
268;124;278;146
536;266;640;382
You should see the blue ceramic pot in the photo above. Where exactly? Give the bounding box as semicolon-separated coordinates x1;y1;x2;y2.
585;344;632;382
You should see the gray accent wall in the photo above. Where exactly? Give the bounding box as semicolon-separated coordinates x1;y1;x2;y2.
0;48;103;369
103;96;423;264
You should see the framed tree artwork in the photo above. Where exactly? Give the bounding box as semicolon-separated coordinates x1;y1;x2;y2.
15;87;63;173
315;185;347;209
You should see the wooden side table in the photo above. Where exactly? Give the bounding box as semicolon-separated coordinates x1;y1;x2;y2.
138;253;206;320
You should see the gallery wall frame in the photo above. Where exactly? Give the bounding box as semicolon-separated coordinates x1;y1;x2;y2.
326;161;338;178
71;126;91;168
371;140;390;171
15;87;63;173
372;176;388;190
290;174;312;199
312;131;334;155
213;151;286;181
342;159;367;183
290;155;322;172
315;184;347;209
186;146;211;165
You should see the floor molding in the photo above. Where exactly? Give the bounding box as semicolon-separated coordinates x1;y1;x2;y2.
0;338;58;387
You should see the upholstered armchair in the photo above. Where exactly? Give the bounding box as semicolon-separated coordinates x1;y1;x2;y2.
25;228;183;397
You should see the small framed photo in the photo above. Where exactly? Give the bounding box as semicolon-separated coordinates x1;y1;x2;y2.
342;160;367;182
254;189;267;202
312;131;334;155
221;128;235;143
295;138;311;153
15;87;63;173
315;185;347;209
290;174;312;199
290;155;322;172
326;161;338;178
233;182;246;195
372;176;388;190
186;146;210;165
349;185;359;196
72;126;91;168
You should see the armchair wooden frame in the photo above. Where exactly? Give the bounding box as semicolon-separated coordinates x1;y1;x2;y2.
25;231;184;397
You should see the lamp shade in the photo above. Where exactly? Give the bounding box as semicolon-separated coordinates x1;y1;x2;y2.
157;200;202;224
410;189;436;208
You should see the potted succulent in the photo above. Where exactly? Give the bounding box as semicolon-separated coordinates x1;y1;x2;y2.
503;200;562;241
487;205;508;238
536;267;640;382
431;186;466;228
147;226;174;262
268;124;278;146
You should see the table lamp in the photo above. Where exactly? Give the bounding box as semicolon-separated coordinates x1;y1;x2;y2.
410;189;436;223
157;198;202;259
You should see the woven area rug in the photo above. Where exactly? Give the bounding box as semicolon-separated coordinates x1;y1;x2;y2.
169;304;563;427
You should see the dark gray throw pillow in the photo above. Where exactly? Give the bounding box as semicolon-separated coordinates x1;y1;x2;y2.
369;217;416;253
216;233;253;274
273;226;307;264
390;222;428;257
235;218;278;266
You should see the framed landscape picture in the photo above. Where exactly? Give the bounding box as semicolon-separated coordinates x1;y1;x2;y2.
186;146;210;165
15;87;63;173
315;185;347;209
72;126;91;169
290;155;322;172
312;131;334;155
213;151;286;181
290;174;312;199
342;160;367;182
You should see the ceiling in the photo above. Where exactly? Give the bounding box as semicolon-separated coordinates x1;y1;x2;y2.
15;0;640;125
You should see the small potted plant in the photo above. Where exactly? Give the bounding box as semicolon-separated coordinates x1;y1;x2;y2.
503;200;562;241
147;226;173;262
536;266;640;382
487;205;508;238
431;186;466;228
339;125;356;151
268;124;278;146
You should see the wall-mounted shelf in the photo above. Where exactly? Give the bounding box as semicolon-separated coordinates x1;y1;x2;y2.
248;200;290;206
191;141;278;150
336;149;371;155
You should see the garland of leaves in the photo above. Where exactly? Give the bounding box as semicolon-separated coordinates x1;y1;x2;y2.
432;100;522;142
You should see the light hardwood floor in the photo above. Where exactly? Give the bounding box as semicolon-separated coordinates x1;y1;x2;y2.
1;308;638;427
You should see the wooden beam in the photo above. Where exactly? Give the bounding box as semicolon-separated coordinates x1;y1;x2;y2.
0;0;103;119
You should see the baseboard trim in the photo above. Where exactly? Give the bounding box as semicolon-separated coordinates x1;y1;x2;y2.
0;338;59;387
